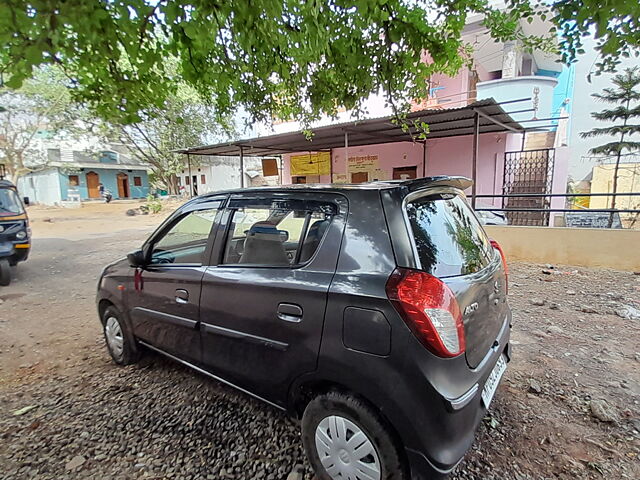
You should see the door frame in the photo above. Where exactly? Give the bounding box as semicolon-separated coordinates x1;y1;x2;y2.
86;171;100;199
117;172;130;198
392;166;418;180
351;171;369;183
192;175;199;195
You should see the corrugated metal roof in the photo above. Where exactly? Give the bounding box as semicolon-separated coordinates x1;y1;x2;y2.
178;98;525;157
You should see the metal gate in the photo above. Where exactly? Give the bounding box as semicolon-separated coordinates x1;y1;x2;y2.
502;149;555;226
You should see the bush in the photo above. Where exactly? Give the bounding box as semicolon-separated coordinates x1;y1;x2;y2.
145;194;163;214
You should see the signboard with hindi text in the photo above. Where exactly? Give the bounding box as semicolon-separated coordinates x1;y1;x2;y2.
347;154;379;173
290;152;331;176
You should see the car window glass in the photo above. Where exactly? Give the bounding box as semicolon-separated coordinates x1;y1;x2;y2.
222;206;330;266
406;194;493;277
150;209;218;265
0;188;24;216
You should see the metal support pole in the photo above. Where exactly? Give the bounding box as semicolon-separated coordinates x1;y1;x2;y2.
422;141;427;177
278;155;283;186
329;149;334;183
471;112;479;208
187;153;193;198
344;131;349;179
239;146;244;188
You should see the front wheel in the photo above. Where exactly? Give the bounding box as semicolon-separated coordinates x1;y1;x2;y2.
102;306;140;365
302;391;408;480
0;259;11;286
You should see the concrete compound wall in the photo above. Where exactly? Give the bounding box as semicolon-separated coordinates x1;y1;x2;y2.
485;225;640;272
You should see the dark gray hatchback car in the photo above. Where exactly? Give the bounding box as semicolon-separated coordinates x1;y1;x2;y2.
97;176;511;480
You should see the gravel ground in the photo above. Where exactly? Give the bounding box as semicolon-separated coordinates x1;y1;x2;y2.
1;348;311;480
1;204;639;480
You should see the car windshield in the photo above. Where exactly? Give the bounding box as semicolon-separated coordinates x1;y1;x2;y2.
0;188;25;216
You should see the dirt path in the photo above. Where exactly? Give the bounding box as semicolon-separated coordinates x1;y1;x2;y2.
0;204;638;479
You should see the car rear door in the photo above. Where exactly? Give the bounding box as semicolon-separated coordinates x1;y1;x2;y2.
128;196;225;363
199;192;347;406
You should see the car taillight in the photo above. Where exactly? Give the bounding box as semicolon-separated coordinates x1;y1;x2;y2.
490;239;508;293
385;268;465;358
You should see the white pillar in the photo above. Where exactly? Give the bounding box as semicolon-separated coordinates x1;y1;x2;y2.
502;41;520;79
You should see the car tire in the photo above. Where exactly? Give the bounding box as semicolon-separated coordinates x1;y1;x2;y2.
0;259;11;286
302;391;408;480
102;305;140;365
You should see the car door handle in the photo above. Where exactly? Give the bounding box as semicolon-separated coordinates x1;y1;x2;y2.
277;303;303;323
175;289;189;304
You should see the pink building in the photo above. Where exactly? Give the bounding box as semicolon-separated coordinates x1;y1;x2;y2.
281;135;510;208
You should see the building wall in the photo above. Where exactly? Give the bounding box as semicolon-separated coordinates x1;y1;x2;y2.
476;76;558;123
179;156;275;195
428;71;471;107
60;168;149;201
590;163;640;209
424;133;507;202
281;135;511;199
16;169;62;205
331;142;425;181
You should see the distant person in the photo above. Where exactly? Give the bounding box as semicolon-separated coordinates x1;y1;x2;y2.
99;183;112;203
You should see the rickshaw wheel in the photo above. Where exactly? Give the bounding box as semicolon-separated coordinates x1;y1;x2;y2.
0;259;10;286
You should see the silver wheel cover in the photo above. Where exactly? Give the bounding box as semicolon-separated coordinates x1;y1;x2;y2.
315;415;381;480
104;316;124;359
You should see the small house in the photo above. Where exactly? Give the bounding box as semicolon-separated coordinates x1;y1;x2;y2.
18;145;150;205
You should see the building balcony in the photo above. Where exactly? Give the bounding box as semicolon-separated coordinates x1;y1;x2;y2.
476;76;558;124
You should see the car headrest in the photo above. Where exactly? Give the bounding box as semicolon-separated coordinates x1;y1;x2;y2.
247;222;288;242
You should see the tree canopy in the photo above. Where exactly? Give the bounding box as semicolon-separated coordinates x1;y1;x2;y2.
0;1;638;126
581;67;640;156
103;83;235;194
580;67;640;226
0;68;75;180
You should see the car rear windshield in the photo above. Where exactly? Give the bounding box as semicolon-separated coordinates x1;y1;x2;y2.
406;193;493;278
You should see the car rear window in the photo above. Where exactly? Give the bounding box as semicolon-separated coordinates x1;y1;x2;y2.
406;193;493;277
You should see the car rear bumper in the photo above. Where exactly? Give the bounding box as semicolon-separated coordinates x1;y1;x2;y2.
399;313;512;478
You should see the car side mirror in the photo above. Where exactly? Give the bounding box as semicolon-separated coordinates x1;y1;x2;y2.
23;196;30;206
127;249;147;268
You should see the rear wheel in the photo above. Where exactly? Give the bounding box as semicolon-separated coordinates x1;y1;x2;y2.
302;391;407;480
0;259;11;286
102;306;140;365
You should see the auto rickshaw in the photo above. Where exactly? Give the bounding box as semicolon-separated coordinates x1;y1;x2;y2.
0;166;30;286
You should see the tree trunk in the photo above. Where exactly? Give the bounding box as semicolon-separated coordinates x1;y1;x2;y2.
5;156;18;183
608;98;631;228
608;149;622;228
167;174;179;195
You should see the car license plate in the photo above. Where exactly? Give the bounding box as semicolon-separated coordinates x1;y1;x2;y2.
481;354;507;409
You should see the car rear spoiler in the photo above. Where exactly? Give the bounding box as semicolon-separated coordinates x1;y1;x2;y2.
399;176;473;192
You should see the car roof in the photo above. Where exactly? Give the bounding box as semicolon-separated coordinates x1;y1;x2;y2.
197;176;472;198
0;179;17;189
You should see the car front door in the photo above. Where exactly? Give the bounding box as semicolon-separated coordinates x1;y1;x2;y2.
199;192;347;407
128;197;225;363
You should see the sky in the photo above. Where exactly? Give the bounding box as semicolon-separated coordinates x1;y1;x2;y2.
567;37;640;181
